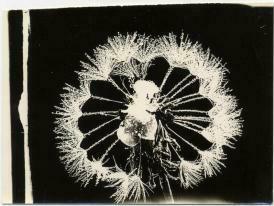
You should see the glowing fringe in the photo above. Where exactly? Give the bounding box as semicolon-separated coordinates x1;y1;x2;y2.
199;146;227;177
179;159;203;189
107;170;149;203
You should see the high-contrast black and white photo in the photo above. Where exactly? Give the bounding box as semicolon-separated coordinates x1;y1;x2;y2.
6;4;273;204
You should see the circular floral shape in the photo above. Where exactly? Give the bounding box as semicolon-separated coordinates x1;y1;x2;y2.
54;32;243;203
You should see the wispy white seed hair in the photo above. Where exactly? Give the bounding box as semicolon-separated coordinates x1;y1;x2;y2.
179;159;203;189
199;146;227;177
107;171;130;203
157;33;201;68
78;51;117;81
104;33;139;63
106;169;149;203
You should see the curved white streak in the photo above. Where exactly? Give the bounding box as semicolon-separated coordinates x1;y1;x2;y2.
19;10;33;204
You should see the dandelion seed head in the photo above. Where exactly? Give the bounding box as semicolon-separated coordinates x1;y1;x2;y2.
54;32;243;203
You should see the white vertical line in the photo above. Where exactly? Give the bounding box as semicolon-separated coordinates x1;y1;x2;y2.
1;11;13;204
20;10;33;203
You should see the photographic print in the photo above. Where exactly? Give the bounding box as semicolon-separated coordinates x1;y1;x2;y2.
4;3;273;204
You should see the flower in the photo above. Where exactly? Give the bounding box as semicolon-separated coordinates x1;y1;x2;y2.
54;32;243;203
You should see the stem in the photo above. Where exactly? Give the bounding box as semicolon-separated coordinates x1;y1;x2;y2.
174;116;212;122
170;109;208;114
161;93;199;108
91;95;126;105
159;67;173;91
173;121;201;134
172;96;206;107
158;120;165;137
108;77;131;98
165;175;174;203
168;142;181;160
176;120;205;130
100;139;119;161
137;141;142;176
167;77;198;101
120;77;132;95
159;74;191;102
82;111;119;117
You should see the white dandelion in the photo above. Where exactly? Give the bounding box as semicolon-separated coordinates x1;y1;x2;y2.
54;32;243;203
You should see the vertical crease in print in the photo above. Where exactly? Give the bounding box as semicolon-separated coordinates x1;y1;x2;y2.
19;10;33;204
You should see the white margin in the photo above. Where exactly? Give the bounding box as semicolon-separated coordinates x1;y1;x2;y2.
0;0;273;10
1;11;13;204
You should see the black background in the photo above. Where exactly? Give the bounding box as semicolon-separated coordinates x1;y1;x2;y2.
8;11;25;203
10;4;273;203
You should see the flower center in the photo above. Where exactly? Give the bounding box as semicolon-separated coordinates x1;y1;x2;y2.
126;80;160;123
117;80;160;146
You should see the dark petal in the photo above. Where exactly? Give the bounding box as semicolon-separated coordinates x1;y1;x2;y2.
81;96;127;114
169;77;200;100
78;115;118;134
101;141;132;168
110;75;134;95
161;67;191;96
172;94;214;113
80;118;120;150
86;135;117;160
170;110;212;129
167;122;213;152
89;80;128;102
166;128;198;161
145;57;170;87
